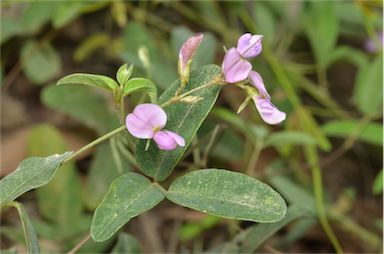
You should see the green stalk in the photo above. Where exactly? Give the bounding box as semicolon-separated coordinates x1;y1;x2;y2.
62;125;126;164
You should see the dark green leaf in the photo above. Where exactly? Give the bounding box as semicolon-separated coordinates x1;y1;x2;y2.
166;169;287;222
136;65;222;181
91;173;164;242
0;152;72;205
354;55;383;114
6;202;40;254
57;73;118;92
373;170;383;195
21;40;61;84
42;85;119;134
123;78;157;102
321;120;383;146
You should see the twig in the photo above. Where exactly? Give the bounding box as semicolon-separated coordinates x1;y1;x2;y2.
67;234;91;254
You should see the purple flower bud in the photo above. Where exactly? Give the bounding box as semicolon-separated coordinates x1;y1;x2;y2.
249;71;286;125
125;103;185;150
365;32;383;53
222;47;252;83
178;33;204;82
237;33;263;59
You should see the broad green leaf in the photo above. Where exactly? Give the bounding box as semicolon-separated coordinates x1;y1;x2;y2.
27;124;83;231
111;233;142;253
354;55;383;114
91;173;165;242
21;40;61;84
171;26;218;70
6;202;40;254
42;85;119;134
303;1;339;68
225;205;306;253
136;65;222;181
57;73;118;92
0;16;23;44
321;120;383;146
123;78;157;102
52;1;85;28
85;142;132;210
0;152;72;205
166;169;287;222
265;131;317;147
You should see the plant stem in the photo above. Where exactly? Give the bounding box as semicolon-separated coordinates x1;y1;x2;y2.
160;75;224;108
67;234;91;254
62;125;126;164
246;141;263;177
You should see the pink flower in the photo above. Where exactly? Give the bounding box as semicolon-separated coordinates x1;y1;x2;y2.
249;71;286;125
178;33;204;84
222;33;263;83
125;104;185;150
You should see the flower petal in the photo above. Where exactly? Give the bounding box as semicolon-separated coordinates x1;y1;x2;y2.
153;130;185;150
253;97;286;125
125;103;167;139
237;33;263;59
249;71;270;99
222;48;252;83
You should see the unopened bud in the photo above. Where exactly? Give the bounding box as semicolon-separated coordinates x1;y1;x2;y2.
178;33;204;85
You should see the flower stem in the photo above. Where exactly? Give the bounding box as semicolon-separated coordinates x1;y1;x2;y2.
62;125;126;164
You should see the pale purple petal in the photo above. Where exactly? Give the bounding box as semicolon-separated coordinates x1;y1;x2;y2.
179;33;204;70
125;103;167;139
222;48;252;83
237;33;263;59
253;97;286;125
153;130;185;150
249;71;270;99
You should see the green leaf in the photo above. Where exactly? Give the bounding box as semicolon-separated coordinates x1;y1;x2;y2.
354;55;383;114
42;85;119;134
303;1;339;68
116;64;133;87
166;169;287;223
265;131;317;147
21;40;61;84
321;120;383;146
123;78;157;102
91;173;165;242
26;124;83;231
52;1;84;28
0;16;23;44
57;73;118;92
136;65;222;181
0;152;72;205
111;233;142;253
6;202;40;254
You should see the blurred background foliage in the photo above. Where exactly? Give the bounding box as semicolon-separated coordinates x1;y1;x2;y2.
1;1;382;253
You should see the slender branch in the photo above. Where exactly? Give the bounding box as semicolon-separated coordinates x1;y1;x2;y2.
67;234;91;254
62;125;126;164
